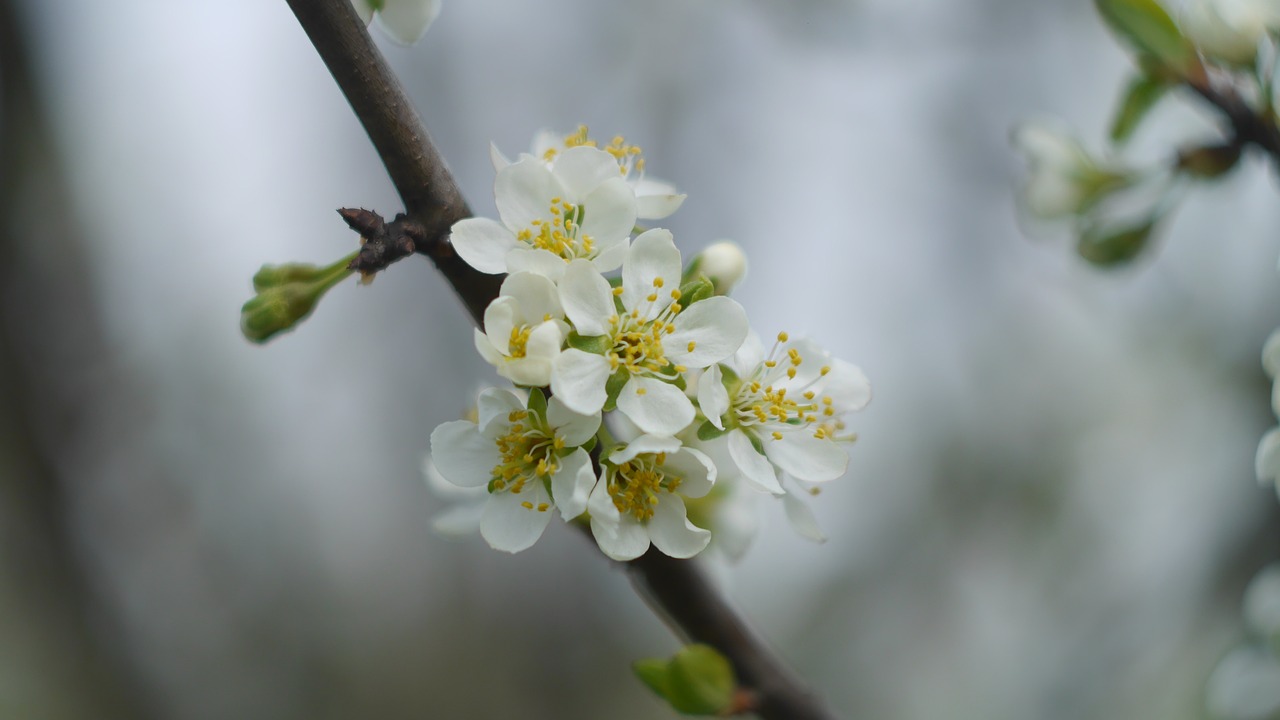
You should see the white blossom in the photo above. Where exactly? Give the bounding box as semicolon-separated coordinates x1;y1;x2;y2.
552;229;749;436
691;241;748;296
588;433;715;561
698;332;870;493
429;388;599;552
1012;121;1133;220
492;126;686;221
1182;0;1280;65
450;146;638;280
474;272;567;387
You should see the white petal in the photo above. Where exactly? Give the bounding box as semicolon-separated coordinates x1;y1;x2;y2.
553;146;624;200
551;349;612;415
376;0;441;44
712;488;759;562
610;434;683;465
822;358;872;412
697;364;729;429
590;514;651;561
474;328;505;367
648;495;711;559
622;229;680;318
559;259;615;337
498;322;561;387
764;432;849;483
590;239;628;274
587;476;621;522
579;177;639;252
1258;428;1280;485
664;447;716;499
636;192;686;221
616;376;695;436
483;297;519;356
727;429;783;494
476;388;524;436
504;247;567;281
479;489;553;553
430;421;500;488
665;297;749;368
500;272;563;322
551;448;597;520
547;397;601;447
495;157;563;232
782;490;827;543
449;218;516;275
489;142;511;173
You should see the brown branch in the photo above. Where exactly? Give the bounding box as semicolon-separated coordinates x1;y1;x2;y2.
284;0;500;324
282;1;839;718
1185;67;1280;166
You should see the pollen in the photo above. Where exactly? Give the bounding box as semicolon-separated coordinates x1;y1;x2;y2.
653;277;664;288
777;331;789;342
636;387;647;396
687;341;697;352
612;286;624;296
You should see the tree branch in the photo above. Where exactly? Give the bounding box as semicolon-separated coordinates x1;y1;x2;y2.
282;1;839;718
1185;68;1280;166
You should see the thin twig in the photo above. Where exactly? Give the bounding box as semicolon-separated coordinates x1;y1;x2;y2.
282;1;840;717
1185;67;1280;165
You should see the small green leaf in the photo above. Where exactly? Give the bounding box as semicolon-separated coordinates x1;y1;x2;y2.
633;659;671;698
604;369;629;412
1177;143;1242;179
696;420;728;441
1094;0;1196;74
567;331;612;355
1110;74;1170;143
1077;218;1157;266
666;645;736;715
748;432;766;456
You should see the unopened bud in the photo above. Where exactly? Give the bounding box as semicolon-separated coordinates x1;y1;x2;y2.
1076;218;1156;267
1181;0;1277;66
690;241;748;295
253;262;332;292
241;253;356;343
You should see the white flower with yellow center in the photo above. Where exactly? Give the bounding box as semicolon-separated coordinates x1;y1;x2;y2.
429;388;599;553
474;272;567;387
588;434;715;561
551;229;749;436
450;147;638;280
492;126;686;221
697;333;870;493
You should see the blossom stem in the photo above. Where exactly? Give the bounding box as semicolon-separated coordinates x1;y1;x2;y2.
284;1;839;717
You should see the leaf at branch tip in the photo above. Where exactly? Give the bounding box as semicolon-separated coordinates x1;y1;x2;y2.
633;644;736;716
1110;74;1171;144
1077;218;1157;267
1095;0;1197;75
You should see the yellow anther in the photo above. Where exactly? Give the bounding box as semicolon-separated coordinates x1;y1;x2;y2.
612;286;624;296
536;503;550;512
820;366;831;376
687;341;697;352
636;387;647;396
822;397;833;405
653;277;664;288
786;368;797;379
670;289;682;300
777;331;789;342
772;431;783;440
765;360;777;368
804;391;815;400
674;365;687;373
647;293;658;302
522;501;534;509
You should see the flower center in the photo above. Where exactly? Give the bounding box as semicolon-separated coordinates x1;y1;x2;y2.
605;282;685;378
508;325;533;358
558;125;646;177
490;410;562;497
516;197;595;261
731;332;842;440
608;453;679;522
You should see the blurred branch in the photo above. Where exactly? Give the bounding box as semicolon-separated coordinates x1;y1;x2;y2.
0;0;159;716
1185;68;1280;165
282;1;837;717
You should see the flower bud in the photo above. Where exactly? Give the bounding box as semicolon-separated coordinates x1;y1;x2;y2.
1181;0;1280;66
689;241;748;295
240;253;355;343
1012;122;1133;220
252;262;332;292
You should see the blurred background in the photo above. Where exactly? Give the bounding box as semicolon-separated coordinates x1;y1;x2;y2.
2;0;1279;718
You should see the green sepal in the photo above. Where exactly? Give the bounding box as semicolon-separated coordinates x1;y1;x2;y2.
579;435;598;454
697;420;728;442
1094;0;1196;75
526;387;548;419
567;331;612;355
678;277;714;307
680;256;704;286
633;644;736;716
748;432;766;456
604;369;629;412
1110;74;1170;144
1077;218;1157;266
608;275;624;289
717;363;741;393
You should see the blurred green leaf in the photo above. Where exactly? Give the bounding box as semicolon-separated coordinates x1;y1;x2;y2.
696;420;728;441
1077;218;1156;266
633;644;736;716
1110;75;1170;143
1095;0;1196;74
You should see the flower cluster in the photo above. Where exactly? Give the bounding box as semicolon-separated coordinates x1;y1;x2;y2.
428;127;871;561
